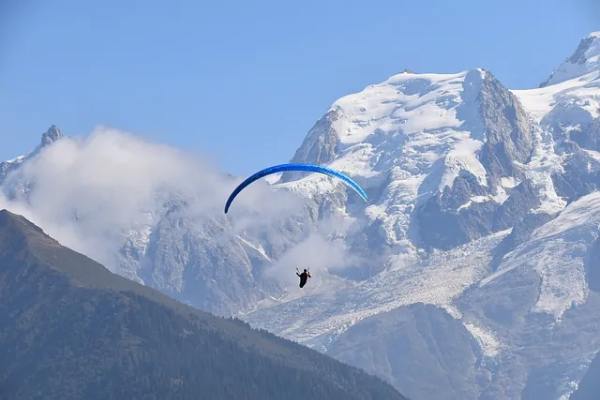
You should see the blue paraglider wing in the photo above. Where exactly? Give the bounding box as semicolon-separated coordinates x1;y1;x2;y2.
224;163;368;214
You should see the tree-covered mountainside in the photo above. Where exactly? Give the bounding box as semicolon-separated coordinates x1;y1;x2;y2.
0;209;405;400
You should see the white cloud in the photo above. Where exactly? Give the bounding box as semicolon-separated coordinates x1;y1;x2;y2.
1;126;366;299
265;230;359;288
0;127;304;277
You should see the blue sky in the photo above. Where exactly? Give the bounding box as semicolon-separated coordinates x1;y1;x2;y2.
1;0;598;174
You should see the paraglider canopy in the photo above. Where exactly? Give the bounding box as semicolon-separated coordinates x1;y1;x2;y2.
224;163;368;214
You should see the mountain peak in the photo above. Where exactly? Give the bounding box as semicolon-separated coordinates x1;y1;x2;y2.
0;126;64;184
40;125;63;147
541;31;600;87
565;31;600;66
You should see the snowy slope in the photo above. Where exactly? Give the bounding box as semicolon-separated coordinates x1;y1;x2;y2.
514;71;600;124
542;32;600;86
482;192;600;320
244;230;504;347
455;193;600;399
514;53;600;210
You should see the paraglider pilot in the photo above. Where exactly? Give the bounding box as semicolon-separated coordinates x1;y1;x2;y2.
296;268;311;288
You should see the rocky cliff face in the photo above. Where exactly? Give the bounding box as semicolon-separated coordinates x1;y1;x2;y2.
415;70;539;249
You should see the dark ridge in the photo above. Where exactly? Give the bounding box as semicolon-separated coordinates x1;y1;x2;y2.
0;209;406;400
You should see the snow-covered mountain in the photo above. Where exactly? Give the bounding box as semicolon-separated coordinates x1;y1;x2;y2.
247;32;600;400
3;32;600;400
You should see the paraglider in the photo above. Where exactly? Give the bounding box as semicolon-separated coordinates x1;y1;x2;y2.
296;268;311;288
224;163;367;289
223;163;368;214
